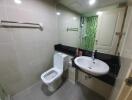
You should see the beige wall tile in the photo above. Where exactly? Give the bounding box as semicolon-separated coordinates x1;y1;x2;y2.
57;4;80;47
0;0;59;95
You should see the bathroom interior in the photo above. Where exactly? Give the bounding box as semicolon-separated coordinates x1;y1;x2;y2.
0;0;132;100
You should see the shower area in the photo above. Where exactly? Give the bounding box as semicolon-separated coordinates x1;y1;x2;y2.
80;16;98;51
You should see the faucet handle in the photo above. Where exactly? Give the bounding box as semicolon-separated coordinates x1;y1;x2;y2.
95;50;98;53
94;50;98;58
92;50;97;58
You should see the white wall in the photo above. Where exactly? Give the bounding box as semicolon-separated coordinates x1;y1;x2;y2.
0;0;59;95
57;4;80;48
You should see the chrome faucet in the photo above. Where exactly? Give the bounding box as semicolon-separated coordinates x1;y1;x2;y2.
92;51;95;61
91;50;97;62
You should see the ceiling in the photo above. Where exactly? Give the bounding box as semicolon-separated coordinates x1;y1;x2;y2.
57;0;127;14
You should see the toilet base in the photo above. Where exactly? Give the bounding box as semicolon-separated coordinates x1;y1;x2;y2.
47;77;62;92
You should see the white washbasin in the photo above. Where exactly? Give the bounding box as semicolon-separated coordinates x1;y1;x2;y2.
74;56;109;76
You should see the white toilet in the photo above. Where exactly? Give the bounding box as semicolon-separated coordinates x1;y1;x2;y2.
41;53;69;92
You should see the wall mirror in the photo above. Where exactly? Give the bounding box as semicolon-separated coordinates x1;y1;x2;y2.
56;0;127;55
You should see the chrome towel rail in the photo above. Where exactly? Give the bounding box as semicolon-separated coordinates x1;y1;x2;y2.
0;20;43;31
67;28;78;32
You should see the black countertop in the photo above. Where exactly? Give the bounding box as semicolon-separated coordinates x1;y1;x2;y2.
55;44;120;86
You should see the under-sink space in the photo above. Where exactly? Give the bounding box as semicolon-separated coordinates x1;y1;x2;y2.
77;71;113;99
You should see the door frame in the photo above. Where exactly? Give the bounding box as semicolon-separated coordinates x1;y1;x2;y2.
116;65;132;100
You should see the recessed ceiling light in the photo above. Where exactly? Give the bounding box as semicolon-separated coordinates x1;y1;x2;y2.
14;0;22;4
89;0;96;5
96;11;103;16
73;17;77;20
56;12;61;16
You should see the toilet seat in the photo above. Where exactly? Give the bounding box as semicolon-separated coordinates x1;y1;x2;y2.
41;67;63;85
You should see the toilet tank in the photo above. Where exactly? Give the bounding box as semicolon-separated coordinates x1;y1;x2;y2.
53;53;69;71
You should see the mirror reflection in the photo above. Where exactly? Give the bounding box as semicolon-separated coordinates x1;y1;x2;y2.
80;7;125;55
56;0;127;55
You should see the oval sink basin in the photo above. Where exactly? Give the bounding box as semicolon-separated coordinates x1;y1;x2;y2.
74;56;109;76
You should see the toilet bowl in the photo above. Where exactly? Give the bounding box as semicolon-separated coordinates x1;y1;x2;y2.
41;53;69;92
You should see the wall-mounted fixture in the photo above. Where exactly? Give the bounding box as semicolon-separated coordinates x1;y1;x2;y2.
67;28;78;32
0;20;43;31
